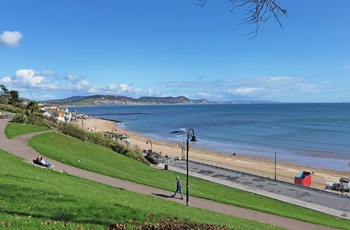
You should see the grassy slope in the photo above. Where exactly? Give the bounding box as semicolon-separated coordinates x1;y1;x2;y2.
6;124;349;229
0;149;280;230
5;122;51;139
27;132;350;229
70;98;96;106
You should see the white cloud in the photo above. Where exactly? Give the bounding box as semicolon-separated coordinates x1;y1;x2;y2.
36;70;55;76
88;86;99;94
119;83;129;91
107;83;118;90
196;92;210;98
342;65;350;69
40;94;56;99
1;68;157;100
66;74;81;81
80;83;146;97
0;76;12;83
159;81;214;88
14;69;45;87
294;83;317;92
65;80;90;90
114;84;142;94
0;31;23;47
158;75;322;101
238;76;320;99
232;87;263;95
147;88;153;95
0;67;329;102
2;69;60;90
267;76;294;81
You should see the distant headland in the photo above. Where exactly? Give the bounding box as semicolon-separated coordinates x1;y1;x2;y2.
43;94;277;106
43;95;209;106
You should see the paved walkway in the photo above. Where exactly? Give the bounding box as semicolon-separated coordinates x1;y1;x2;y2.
168;160;350;219
0;112;340;230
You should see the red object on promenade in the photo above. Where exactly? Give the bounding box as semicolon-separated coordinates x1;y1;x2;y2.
294;171;312;186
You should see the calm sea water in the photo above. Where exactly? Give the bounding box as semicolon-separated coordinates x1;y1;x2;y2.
70;103;350;171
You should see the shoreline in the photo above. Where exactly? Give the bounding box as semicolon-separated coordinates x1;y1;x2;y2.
74;117;350;191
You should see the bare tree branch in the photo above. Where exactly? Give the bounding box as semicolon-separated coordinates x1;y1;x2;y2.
197;0;287;38
196;0;208;8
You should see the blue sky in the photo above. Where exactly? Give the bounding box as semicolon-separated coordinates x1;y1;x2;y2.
1;1;349;103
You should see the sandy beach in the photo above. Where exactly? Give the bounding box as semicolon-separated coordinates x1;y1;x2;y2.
75;117;350;191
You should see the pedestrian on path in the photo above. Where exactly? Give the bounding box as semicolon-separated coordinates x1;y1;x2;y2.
171;176;184;199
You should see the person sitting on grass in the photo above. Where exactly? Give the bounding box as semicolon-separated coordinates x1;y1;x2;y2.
34;156;44;166
34;156;41;163
40;157;53;168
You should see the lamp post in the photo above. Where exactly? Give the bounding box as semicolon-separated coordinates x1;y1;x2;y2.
186;128;197;206
275;152;277;181
178;139;185;160
146;139;152;153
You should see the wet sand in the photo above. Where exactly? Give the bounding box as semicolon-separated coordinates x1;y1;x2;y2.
74;117;350;190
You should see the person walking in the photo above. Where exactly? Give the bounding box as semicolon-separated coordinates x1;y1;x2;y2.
171;176;184;199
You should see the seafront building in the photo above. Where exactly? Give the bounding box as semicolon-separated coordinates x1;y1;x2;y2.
40;104;73;123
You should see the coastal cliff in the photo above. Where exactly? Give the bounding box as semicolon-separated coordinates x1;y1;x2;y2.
43;95;209;106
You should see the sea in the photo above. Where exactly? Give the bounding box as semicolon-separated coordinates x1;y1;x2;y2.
69;103;350;171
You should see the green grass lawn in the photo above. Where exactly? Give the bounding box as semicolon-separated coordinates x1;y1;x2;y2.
27;132;350;229
0;149;281;230
5;122;51;139
3;123;350;229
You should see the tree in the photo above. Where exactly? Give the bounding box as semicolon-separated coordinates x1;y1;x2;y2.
8;90;21;106
0;86;22;106
0;85;10;104
197;0;287;37
0;85;8;95
27;100;39;114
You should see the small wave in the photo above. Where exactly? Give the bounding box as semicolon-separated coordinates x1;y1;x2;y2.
93;112;150;116
171;128;187;135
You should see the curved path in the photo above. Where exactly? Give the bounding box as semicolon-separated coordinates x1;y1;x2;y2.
0;112;336;230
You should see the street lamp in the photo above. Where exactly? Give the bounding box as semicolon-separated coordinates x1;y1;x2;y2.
275;152;277;181
186;128;197;206
178;139;185;160
146;139;153;153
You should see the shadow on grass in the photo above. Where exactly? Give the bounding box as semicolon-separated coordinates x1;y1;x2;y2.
152;193;172;198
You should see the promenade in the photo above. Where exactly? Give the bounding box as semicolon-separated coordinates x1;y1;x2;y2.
0;112;345;230
168;160;350;219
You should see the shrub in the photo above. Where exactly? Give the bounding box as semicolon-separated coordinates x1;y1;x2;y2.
12;113;27;123
86;132;111;147
109;216;233;230
60;123;87;141
0;104;18;113
45;116;60;129
112;143;129;155
27;114;51;128
14;107;24;113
